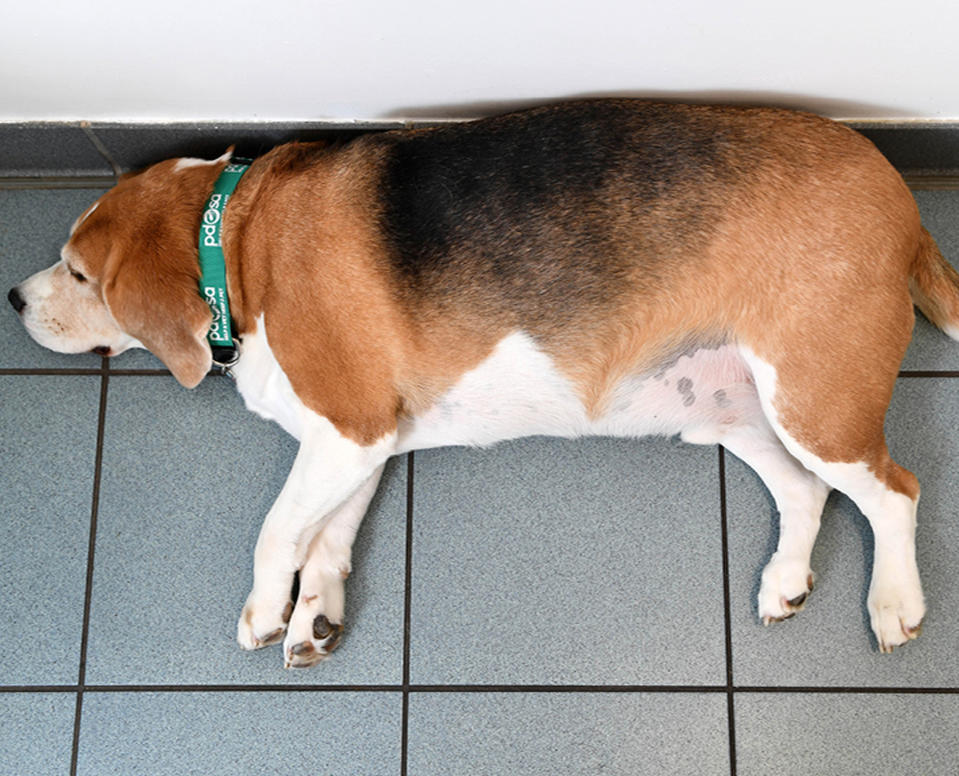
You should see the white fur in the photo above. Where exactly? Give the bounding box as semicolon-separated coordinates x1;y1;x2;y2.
231;325;854;661
232;316;396;652
231;314;305;439
942;323;959;342
173;151;233;172
740;347;925;651
282;465;385;667
398;332;756;451
227;323;924;659
397;332;591;449
17;259;139;355
69;201;99;236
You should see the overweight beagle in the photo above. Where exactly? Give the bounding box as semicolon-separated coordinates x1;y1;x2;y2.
10;100;958;667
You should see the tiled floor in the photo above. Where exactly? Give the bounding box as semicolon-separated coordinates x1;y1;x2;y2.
2;139;959;775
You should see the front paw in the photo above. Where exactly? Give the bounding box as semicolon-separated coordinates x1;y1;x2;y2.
758;554;814;625
284;614;345;668
237;594;293;651
282;569;347;668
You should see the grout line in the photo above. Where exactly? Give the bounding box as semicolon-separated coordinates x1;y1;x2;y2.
79;123;124;178
69;357;109;776
0;176;116;190
409;684;732;693
733;686;959;694
105;368;173;376
0;368;103;376
5;683;959;694
898;370;959;378
401;451;415;776
718;447;737;776
0;368;194;377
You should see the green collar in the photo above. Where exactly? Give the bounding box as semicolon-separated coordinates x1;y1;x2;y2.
198;160;249;367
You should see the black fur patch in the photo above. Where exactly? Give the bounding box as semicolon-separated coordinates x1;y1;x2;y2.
373;100;745;329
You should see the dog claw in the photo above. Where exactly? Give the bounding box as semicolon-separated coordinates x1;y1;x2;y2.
312;615;344;650
902;621;923;640
763;611;796;626
313;614;333;639
285;639;328;669
258;627;286;647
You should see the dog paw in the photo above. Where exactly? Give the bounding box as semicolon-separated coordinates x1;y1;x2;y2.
758;555;814;625
283;614;345;668
236;596;293;651
868;583;925;653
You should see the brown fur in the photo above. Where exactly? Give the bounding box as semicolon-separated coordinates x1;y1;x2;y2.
60;101;956;494
70;159;223;387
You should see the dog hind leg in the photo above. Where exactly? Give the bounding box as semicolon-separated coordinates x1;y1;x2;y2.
721;421;831;623
740;345;925;652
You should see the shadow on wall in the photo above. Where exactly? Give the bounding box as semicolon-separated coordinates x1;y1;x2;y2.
383;89;922;123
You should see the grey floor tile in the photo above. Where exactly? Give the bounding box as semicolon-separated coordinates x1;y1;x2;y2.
410;436;726;686
104;346;165;371
903;190;959;370
0;125;114;177
735;692;959;776
1;189;107;369
85;376;406;685
728;378;959;687
76;690;400;775
0;376;99;685
0;693;76;776
858;126;959;175
408;691;729;776
89;125;383;173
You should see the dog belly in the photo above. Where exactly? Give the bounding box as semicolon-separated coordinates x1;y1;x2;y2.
396;332;757;452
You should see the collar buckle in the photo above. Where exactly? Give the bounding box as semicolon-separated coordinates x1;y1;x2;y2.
211;337;241;375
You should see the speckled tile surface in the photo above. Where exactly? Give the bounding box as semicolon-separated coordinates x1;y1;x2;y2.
408;691;729;776
75;691;400;775
86;124;389;173
85;376;407;685
0;376;99;685
735;693;959;775
0;125;113;177
726;379;959;688
0;693;76;776
409;436;726;686
903;191;959;370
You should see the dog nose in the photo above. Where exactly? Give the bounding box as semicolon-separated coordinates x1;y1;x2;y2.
7;287;26;313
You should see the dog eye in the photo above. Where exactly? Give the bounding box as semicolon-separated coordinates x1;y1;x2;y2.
70;269;87;282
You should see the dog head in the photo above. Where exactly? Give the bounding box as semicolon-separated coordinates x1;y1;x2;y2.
7;155;235;387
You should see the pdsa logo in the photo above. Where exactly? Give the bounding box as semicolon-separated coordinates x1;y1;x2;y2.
202;193;224;247
204;286;227;342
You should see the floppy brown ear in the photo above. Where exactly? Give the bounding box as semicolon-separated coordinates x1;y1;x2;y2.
105;256;213;388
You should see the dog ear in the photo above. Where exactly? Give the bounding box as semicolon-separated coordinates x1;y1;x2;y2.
105;255;213;388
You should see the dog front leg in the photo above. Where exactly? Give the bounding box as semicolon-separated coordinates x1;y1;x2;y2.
281;464;385;667
237;416;395;651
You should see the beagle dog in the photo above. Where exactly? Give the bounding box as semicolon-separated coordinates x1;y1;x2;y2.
9;100;956;667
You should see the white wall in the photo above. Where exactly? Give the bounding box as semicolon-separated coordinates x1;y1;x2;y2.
2;0;958;122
